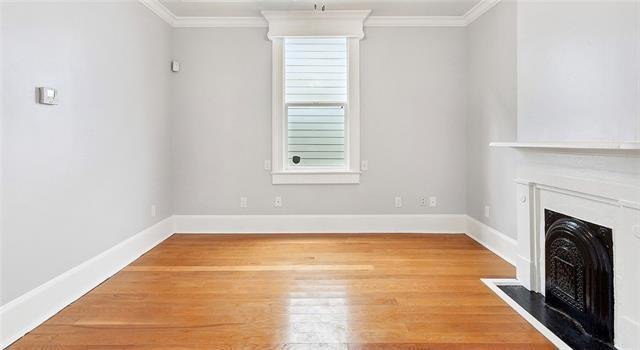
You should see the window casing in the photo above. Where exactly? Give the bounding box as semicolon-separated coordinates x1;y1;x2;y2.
271;37;361;184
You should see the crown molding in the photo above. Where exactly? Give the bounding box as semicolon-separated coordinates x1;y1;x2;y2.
365;16;466;27
175;16;267;28
139;0;502;28
139;0;177;27
463;0;502;25
261;10;372;21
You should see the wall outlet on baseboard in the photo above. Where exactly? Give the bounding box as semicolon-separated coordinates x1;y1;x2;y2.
264;160;271;171
419;196;427;206
429;196;437;208
484;205;491;218
274;196;282;208
395;197;402;208
240;197;248;208
361;160;369;171
150;205;157;218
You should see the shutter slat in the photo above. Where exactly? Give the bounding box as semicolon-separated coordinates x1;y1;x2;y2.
288;152;345;159
288;158;345;166
287;95;346;102
289;144;344;152
287;73;346;80
289;123;344;130
288;138;344;145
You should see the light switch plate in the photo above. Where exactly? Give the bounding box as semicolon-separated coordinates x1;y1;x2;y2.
37;87;58;105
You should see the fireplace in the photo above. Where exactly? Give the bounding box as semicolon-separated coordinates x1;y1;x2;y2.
544;209;614;345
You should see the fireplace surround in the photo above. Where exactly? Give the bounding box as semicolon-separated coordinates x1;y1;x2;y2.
513;156;640;349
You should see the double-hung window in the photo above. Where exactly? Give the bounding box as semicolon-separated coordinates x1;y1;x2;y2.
264;10;368;184
285;38;347;169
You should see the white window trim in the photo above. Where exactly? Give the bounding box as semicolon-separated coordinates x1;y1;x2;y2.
266;11;369;185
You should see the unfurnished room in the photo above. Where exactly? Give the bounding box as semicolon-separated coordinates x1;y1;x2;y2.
1;0;639;349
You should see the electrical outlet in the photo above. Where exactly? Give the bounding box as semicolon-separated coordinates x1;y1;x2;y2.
419;196;427;206
150;205;157;217
171;60;181;72
633;225;640;240
240;197;248;208
361;160;369;171
274;196;282;208
395;197;402;208
37;87;59;105
264;160;271;171
484;205;491;218
429;196;437;208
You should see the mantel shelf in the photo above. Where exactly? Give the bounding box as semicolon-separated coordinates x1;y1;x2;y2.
489;141;640;152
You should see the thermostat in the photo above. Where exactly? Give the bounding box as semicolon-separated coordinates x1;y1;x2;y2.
37;87;59;105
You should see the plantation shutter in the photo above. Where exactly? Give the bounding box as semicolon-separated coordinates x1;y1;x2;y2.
285;37;347;168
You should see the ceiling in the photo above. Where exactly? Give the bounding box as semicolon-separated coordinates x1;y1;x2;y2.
159;0;483;18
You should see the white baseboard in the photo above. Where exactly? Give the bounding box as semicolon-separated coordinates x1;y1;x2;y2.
465;216;517;266
172;214;468;234
0;217;174;349
515;254;535;290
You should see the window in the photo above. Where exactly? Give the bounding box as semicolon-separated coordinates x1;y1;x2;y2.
264;10;368;184
270;36;362;185
285;38;347;169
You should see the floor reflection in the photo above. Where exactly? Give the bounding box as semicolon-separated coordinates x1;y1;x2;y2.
286;286;350;346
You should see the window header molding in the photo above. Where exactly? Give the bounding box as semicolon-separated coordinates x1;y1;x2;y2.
261;10;372;40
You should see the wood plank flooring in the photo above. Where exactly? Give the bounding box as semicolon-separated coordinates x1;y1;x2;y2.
9;234;555;349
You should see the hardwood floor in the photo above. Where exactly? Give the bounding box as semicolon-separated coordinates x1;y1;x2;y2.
10;234;554;349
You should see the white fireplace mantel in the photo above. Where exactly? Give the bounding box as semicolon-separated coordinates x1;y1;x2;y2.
490;141;640;152
514;167;640;349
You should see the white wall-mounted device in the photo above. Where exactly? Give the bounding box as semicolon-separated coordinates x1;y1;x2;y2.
37;87;59;105
171;61;180;73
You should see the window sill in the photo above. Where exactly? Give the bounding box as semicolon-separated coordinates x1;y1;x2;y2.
272;171;361;185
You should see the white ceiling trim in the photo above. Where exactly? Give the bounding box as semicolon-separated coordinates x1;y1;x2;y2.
139;0;178;27
462;0;502;25
175;16;267;28
366;16;466;27
139;0;501;28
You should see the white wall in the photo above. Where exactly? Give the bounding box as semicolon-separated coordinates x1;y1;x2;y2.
515;0;640;196
517;0;640;142
1;1;173;304
171;27;468;215
467;0;640;240
466;1;518;238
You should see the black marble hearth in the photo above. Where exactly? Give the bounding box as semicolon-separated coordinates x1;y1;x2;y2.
495;210;617;349
498;285;616;350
